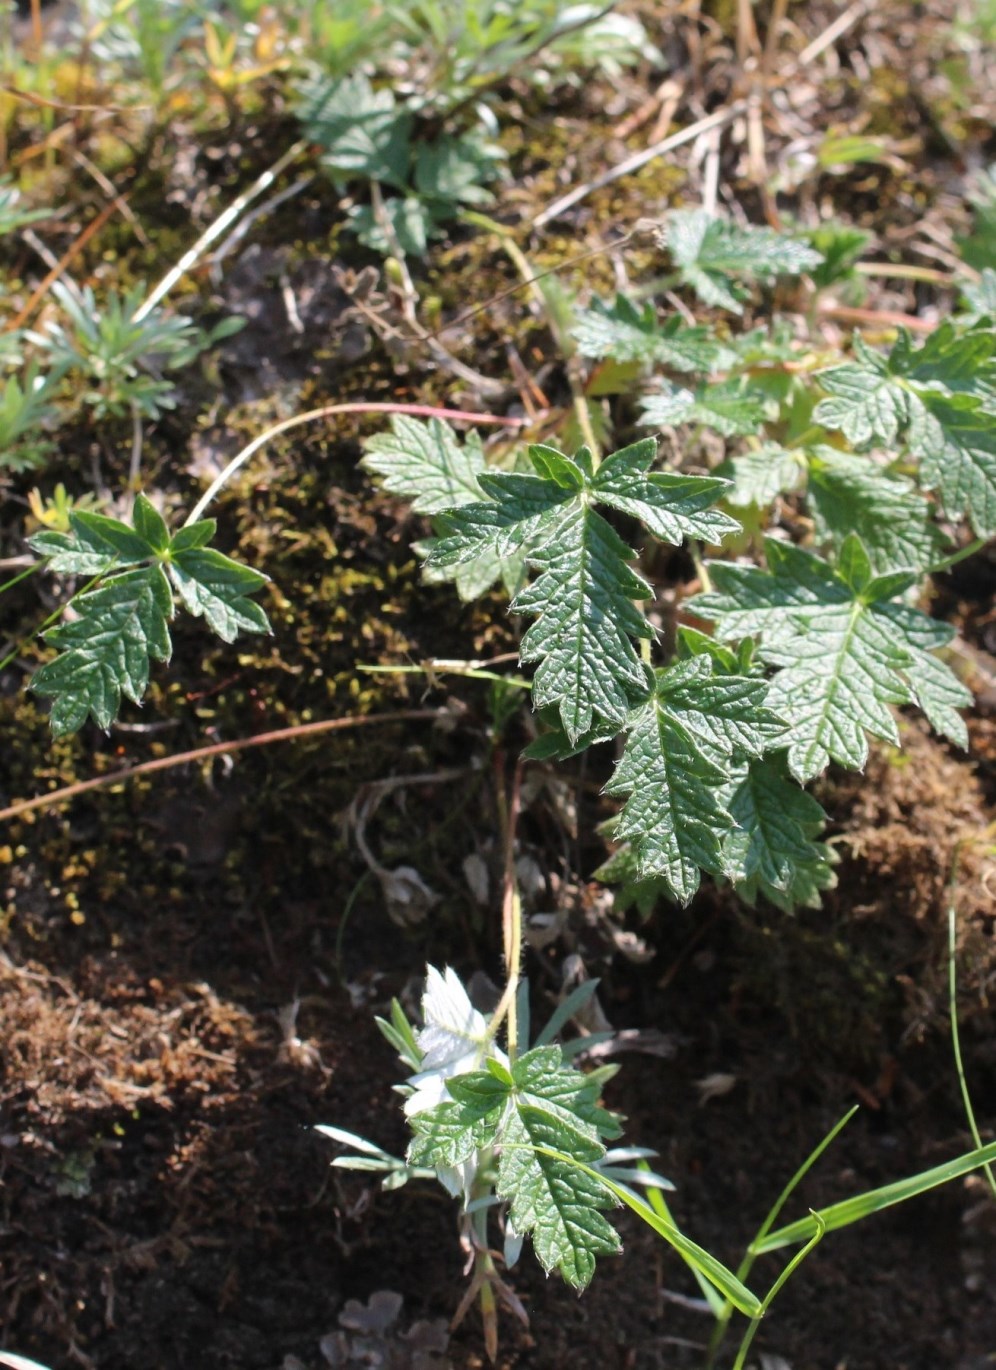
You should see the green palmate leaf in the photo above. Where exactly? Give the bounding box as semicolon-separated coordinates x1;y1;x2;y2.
572;294;729;371
664;209;823;314
413;132;503;208
297;72;412;188
363;417;527;601
718;443;806;508
604;656;783;903
640;379;769;437
723;753;837;910
424;439;738;741
350;196;438;256
804;222;872;289
693;535;970;781
814;327;996;536
806;448;946;574
409;1045;623;1289
29;496;270;734
30;566;173;735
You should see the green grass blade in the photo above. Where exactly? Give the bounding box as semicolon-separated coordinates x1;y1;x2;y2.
753;1138;996;1252
641;1166;726;1316
528;1144;762;1316
948;860;996;1198
733;1215;826;1370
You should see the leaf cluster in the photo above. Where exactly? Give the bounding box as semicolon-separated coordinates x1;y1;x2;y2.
409;1043;622;1288
33;281;242;422
297;71;505;255
28;495;270;734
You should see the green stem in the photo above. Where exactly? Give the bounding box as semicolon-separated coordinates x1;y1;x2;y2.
930;537;986;575
704;1106;858;1368
0;561;40;598
948;851;996;1199
457;209;601;466
854;262;959;286
731;1216;826;1370
357;662;531;690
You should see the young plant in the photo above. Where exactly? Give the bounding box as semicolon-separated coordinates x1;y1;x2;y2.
25;494;269;734
33;281;241;421
327;214;992;1336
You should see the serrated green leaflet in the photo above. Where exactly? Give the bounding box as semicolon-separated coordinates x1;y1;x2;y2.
361;416;489;514
807;449;945;574
572;294;728;371
814;328;996;536
915;395;996;539
693;535;968;781
592;838;673;918
409;1045;624;1289
961;267;996;322
167;548;270;642
297;72;411;188
425;439;738;741
495;1047;621;1289
30;495;270;734
664;209;823;314
30;566;173;735
723;754;836;911
498;1107;620;1289
640;379;768;437
877;601;972;748
719;444;806;508
604;657;782;903
363;417;527;601
30;506;156;574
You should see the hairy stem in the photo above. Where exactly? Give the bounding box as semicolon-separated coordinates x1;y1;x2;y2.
184;403;526;526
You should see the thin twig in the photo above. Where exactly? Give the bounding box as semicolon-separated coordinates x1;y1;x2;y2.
0;709;446;826
487;757;525;1059
69;148;150;247
7;202;118;332
817;304;934;333
135;140;309;321
532;102;748;230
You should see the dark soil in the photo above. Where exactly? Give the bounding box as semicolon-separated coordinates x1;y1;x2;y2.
2;3;996;1369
